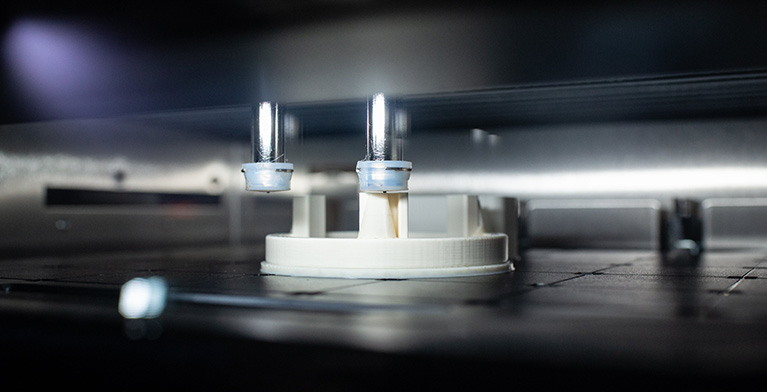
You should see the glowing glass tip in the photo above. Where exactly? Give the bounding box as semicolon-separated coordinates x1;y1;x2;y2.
118;277;168;319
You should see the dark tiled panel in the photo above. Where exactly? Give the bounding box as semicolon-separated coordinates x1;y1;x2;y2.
2;247;767;389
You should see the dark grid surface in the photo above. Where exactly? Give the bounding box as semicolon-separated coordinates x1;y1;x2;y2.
1;246;766;390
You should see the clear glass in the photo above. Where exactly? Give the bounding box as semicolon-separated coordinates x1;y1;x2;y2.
251;102;285;163
365;93;407;161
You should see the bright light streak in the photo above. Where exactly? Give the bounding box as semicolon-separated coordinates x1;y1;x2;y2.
258;102;274;162
410;167;767;196
369;93;387;160
507;167;767;194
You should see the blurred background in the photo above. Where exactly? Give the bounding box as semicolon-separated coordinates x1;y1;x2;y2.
3;1;767;254
3;2;767;389
3;1;767;123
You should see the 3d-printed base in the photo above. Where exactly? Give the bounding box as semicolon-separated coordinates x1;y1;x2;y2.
261;231;512;279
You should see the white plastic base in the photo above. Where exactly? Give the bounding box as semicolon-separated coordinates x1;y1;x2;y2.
261;231;511;279
259;194;514;279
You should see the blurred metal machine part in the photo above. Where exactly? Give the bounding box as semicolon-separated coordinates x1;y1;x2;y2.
4;71;767;254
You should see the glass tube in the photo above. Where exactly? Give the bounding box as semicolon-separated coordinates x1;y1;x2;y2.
251;102;285;163
366;93;405;161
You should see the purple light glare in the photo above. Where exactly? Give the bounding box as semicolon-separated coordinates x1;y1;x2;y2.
3;19;117;117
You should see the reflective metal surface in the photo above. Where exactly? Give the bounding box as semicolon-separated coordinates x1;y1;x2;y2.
525;199;662;250
2;246;766;389
4;72;767;253
702;198;767;250
0;119;291;255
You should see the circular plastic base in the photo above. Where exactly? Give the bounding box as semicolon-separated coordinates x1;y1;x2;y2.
261;231;512;279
